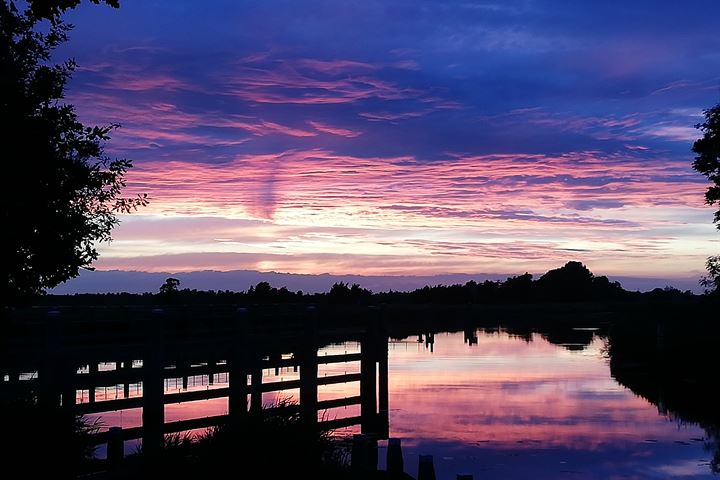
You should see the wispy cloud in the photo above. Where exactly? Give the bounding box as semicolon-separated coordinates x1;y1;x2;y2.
307;121;362;137
122;149;706;232
359;110;430;122
60;0;720;280
643;125;699;142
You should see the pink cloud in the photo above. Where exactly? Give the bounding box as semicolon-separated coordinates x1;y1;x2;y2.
359;110;429;121
219;57;445;106
121;150;706;231
644;124;699;142
228;72;419;105
499;109;644;141
88;247;616;275
102;75;192;92
68;92;327;151
77;62;195;92
307;121;362;137
650;78;720;95
223;119;318;137
624;144;649;151
294;58;378;74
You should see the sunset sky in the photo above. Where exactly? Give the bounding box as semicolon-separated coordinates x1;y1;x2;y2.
60;0;720;282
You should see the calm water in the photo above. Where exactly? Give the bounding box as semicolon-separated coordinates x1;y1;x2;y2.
5;327;716;478
382;331;714;479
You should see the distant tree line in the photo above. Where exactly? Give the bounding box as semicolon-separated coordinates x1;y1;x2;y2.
39;261;704;306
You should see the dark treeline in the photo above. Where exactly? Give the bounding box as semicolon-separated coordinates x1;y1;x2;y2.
37;261;711;307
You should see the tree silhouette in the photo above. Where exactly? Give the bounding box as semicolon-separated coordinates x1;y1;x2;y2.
159;278;181;295
499;273;533;302
327;282;372;304
692;103;720;294
24;0;119;21
700;255;720;296
2;1;145;302
693;103;720;227
536;261;595;301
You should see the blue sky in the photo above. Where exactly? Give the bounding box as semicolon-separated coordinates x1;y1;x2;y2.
54;0;720;282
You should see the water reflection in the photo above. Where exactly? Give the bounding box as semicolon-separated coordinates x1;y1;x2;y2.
608;320;720;477
384;330;716;479
1;319;718;478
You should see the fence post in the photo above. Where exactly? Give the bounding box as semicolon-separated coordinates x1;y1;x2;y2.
351;433;378;473
142;308;165;458
107;426;123;469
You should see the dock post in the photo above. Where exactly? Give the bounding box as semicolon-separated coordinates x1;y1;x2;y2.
228;359;248;421
123;359;132;398
107;426;123;468
387;438;404;477
208;360;215;385
178;359;190;390
61;363;76;409
425;333;434;353
351;433;378;473
250;365;263;413
142;354;164;457
299;308;318;426
142;308;165;458
377;331;389;438
418;455;436;480
360;328;378;433
229;308;249;423
88;362;98;403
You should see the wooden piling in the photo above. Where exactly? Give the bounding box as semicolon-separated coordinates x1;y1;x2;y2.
386;438;404;476
360;332;377;433
208;360;215;385
123;359;132;399
377;333;390;437
228;309;248;423
250;365;263;413
88;362;98;403
351;433;378;473
142;308;165;457
418;455;436;480
107;426;123;468
299;312;318;426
